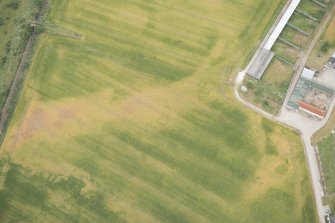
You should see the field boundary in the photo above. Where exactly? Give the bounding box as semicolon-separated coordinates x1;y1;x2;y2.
235;1;335;222
0;1;48;144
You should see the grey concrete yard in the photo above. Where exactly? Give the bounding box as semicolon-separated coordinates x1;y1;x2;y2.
314;68;335;90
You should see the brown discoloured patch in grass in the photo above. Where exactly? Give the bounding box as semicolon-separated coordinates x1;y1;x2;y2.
241;126;295;201
324;15;335;41
242;157;283;200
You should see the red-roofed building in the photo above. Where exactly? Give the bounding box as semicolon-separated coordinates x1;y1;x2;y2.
298;101;326;119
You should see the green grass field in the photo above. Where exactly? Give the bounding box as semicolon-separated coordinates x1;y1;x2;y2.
298;0;326;21
318;135;335;213
318;135;335;194
0;0;318;222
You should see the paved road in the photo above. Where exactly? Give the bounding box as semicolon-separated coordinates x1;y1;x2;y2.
235;71;328;223
280;4;335;115
234;2;335;223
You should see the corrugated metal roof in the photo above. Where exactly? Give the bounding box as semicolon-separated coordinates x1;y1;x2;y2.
263;0;302;50
247;48;274;79
288;77;309;109
298;101;326;118
287;77;335;109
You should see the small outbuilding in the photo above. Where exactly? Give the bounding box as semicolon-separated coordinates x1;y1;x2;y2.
301;68;315;80
240;85;248;93
298;101;326;119
247;48;274;79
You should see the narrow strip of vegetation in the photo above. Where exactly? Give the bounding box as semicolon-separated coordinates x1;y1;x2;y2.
0;0;46;143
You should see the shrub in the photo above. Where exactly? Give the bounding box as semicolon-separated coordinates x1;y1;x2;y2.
246;80;255;89
262;100;269;107
5;41;11;54
35;24;45;34
0;17;4;27
6;0;20;10
321;41;330;54
1;56;7;67
32;0;44;7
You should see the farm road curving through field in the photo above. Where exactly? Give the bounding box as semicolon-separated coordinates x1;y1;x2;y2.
234;2;335;223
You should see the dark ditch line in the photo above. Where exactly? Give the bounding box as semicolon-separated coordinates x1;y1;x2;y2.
0;1;49;143
311;0;327;8
278;37;301;50
274;54;295;66
295;9;319;22
287;23;310;36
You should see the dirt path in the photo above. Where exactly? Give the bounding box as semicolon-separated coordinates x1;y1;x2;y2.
280;7;335;115
0;1;48;137
235;2;335;223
